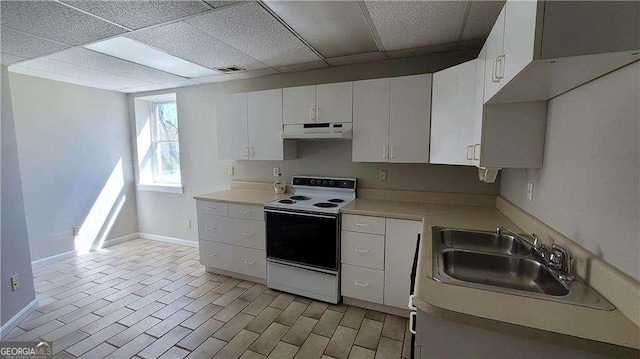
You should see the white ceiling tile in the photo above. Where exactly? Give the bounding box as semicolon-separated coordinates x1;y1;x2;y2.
60;0;211;30
0;26;70;60
462;1;505;41
326;52;388;67
263;1;378;58
127;21;266;71
14;57;150;88
0;1;127;46
275;61;329;73
121;79;202;93
194;74;236;84
365;1;468;51
204;1;239;9
229;68;278;80
48;48;186;84
1;52;26;66
186;2;321;67
9;65;122;91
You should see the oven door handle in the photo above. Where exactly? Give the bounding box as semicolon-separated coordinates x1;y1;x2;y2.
265;208;336;219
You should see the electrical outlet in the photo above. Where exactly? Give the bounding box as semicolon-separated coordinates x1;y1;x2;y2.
526;182;534;201
227;166;234;176
73;226;80;237
273;167;280;177
11;275;19;291
185;220;192;229
380;169;388;182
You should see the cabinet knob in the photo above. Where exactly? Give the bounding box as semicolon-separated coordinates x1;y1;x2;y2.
466;145;473;160
206;252;217;257
473;144;481;161
242;231;255;237
355;223;370;227
309;108;315;121
354;281;369;287
355;248;370;253
317;107;321;120
205;226;216;231
240;210;252;214
244;260;255;265
206;206;216;210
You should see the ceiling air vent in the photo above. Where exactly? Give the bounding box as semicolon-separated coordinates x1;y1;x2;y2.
215;66;246;73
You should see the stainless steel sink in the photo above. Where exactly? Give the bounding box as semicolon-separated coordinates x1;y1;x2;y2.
440;228;530;256
432;227;614;310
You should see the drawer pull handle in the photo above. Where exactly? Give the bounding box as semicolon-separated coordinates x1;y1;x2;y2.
409;311;417;335
244;260;255;265
354;281;369;287
355;248;369;253
242;231;255;237
206;252;217;257
206;206;216;210
240;210;253;214
205;226;216;231
355;223;370;227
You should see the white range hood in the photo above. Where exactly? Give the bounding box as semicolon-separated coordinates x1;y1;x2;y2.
282;123;352;140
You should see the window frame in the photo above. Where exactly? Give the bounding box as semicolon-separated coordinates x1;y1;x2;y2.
149;100;182;186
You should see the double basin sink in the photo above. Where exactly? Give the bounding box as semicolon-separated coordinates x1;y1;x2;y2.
432;227;614;310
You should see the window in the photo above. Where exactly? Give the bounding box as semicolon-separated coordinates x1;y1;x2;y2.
150;101;181;184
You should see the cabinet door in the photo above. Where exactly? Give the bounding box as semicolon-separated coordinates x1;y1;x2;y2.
248;89;284;160
503;0;539;86
352;78;390;162
389;74;431;163
431;61;476;166
472;44;487;167
283;85;315;124
483;6;506;103
384;219;422;309
315;82;353;123
216;92;248;160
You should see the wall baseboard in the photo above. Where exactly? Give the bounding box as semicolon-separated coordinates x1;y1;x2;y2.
31;250;76;268
102;233;139;248
138;232;198;248
0;299;38;339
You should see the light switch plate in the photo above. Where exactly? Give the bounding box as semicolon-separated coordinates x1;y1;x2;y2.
185;220;192;229
526;182;534;201
273;167;280;177
227;166;234;176
380;169;388;182
11;275;19;291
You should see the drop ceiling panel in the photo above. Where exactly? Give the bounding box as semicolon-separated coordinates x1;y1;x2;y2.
262;1;377;58
60;0;211;30
186;2;321;67
15;57;149;88
194;74;236;84
1;53;26;66
10;65;122;91
462;1;505;41
0;26;70;60
48;48;186;84
365;1;468;51
127;21;267;71
0;1;127;46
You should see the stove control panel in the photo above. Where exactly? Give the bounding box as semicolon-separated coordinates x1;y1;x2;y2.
292;176;356;189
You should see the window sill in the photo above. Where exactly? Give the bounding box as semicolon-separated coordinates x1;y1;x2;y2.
137;183;184;194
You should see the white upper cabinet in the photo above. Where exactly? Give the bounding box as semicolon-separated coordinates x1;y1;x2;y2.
352;78;391;163
389;74;431;163
353;75;432;163
315;82;353;123
283;82;353;125
484;0;639;104
283;85;315;125
217;90;296;161
217;92;248;160
430;61;476;166
248;89;286;160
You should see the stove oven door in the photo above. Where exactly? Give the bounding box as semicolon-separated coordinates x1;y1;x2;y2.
265;208;339;271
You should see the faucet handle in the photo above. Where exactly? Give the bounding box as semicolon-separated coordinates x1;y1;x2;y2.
532;233;540;247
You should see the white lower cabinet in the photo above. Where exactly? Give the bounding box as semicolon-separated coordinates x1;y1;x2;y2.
341;215;422;309
196;200;266;280
342;264;384;304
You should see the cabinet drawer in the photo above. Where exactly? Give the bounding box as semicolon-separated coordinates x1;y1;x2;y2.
197;214;226;242
342;214;385;235
196;200;227;216
226;218;265;250
228;204;264;221
341;264;384;304
199;241;266;279
341;231;384;270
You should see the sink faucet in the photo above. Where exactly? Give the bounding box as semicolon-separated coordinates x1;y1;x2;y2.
496;227;575;282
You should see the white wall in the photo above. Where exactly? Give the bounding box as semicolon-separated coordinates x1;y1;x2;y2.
9;73;138;261
1;65;36;330
501;62;640;280
130;50;499;243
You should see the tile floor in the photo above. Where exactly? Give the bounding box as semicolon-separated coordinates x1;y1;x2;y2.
5;239;412;359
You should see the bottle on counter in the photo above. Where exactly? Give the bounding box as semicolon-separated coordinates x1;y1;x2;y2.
274;173;286;194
